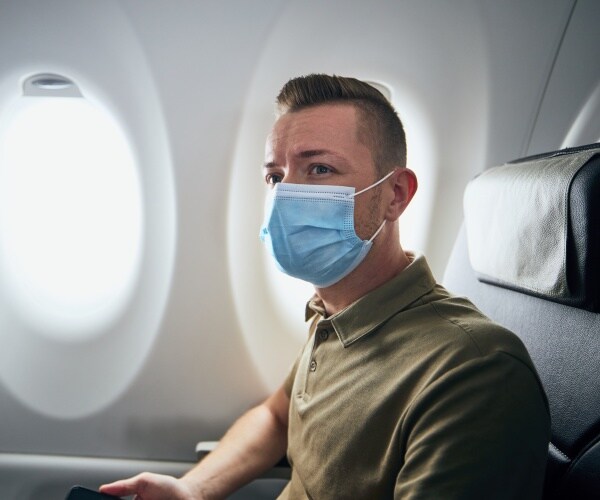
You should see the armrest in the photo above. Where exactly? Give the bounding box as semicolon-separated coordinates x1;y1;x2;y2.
195;441;291;480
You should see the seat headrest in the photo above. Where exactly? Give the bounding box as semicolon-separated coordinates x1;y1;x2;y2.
463;143;600;312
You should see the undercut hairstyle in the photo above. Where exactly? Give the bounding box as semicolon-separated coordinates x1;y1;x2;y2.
276;74;407;175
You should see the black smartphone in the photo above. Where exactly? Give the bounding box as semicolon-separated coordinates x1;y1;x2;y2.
65;486;123;500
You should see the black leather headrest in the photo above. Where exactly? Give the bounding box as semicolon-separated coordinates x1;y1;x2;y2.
463;143;600;312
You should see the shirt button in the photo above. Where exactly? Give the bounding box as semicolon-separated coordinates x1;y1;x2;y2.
309;360;317;372
319;329;329;341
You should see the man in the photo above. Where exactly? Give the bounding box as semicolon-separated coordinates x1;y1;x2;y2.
101;74;550;499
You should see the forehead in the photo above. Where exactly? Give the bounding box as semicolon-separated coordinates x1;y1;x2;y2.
266;103;360;155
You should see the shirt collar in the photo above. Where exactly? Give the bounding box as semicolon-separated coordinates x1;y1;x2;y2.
305;254;437;347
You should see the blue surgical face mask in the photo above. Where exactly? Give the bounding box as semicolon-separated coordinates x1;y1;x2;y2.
259;170;394;287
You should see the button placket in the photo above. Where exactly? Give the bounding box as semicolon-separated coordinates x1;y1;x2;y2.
308;325;330;376
319;328;329;341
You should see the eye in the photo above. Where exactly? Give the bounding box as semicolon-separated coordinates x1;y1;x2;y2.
311;164;332;175
265;173;283;185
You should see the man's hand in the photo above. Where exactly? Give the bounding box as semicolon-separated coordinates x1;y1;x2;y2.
100;472;197;500
100;385;289;500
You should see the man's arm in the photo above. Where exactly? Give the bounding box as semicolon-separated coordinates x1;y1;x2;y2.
100;385;290;500
394;353;550;499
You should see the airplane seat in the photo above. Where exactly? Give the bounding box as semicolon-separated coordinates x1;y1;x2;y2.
443;142;600;499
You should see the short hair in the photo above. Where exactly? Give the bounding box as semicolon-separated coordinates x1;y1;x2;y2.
276;74;407;175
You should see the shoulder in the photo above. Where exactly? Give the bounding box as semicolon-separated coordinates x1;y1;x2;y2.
398;286;549;424
404;284;533;363
379;282;545;402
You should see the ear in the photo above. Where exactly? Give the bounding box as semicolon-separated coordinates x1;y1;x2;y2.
385;168;418;220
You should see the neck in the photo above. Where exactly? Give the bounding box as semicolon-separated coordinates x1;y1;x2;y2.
315;229;411;316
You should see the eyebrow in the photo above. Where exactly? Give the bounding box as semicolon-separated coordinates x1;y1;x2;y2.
263;149;342;169
298;149;335;159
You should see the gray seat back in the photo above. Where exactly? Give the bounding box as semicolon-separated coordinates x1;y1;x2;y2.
443;143;600;499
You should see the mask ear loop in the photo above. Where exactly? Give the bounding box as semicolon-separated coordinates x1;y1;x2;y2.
353;169;397;242
353;169;396;197
368;219;387;242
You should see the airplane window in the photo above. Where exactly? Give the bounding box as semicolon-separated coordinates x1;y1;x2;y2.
0;94;143;339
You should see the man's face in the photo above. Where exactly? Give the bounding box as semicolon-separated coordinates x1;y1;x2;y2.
263;103;384;240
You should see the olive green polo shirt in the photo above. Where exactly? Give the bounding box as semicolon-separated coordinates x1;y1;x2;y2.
279;255;550;499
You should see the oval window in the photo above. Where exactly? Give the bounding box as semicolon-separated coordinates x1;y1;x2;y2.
0;96;143;339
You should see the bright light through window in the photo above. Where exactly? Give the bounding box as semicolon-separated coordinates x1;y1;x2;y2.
0;96;143;339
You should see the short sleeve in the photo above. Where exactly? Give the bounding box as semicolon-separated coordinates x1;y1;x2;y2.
395;352;550;499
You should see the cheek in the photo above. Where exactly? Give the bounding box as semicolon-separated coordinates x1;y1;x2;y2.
354;191;383;239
